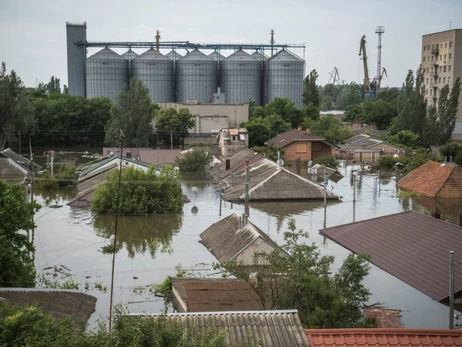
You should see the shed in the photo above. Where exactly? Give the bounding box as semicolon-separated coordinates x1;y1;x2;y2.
128;310;309;347
171;277;263;312
199;213;287;266
320;211;462;303
397;160;462;199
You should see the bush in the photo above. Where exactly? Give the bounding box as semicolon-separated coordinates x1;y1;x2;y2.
378;155;399;169
91;165;183;215
312;155;339;168
440;142;462;161
252;144;284;162
175;149;211;173
35;164;78;190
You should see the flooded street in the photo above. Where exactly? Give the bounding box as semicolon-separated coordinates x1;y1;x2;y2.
31;158;461;329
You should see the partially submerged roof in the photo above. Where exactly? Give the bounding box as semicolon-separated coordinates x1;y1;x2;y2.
139;149;181;165
220;152;264;179
199;213;285;264
397;160;462;198
265;129;327;148
78;154;149;177
0;288;96;329
171;277;263;312
320;211;462;302
0;148;42;172
222;158;338;201
305;328;462;347
341;134;400;151
129;310;309;347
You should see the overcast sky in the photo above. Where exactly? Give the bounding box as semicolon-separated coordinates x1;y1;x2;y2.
1;0;461;88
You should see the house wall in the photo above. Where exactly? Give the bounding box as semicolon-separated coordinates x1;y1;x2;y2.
234;238;277;266
368;143;403;155
436;171;462;199
283;142;332;162
354;151;379;163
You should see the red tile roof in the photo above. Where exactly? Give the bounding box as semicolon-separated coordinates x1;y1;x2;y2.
396;161;454;198
265;129;326;148
320;211;462;302
305;329;462;347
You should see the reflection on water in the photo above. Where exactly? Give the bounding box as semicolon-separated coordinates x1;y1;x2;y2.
92;213;183;258
35;187;77;206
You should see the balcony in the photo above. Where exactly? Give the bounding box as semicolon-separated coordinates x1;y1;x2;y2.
430;81;438;89
432;69;438;77
432;60;439;66
431;47;439;54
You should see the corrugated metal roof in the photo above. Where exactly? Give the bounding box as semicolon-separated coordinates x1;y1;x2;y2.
0;148;42;171
135;48;170;61
320;211;462;302
222;158;338;201
171;278;263;312
208;51;225;61
265;129;326;148
267;49;303;62
166;50;183;60
178;49;214;61
122;49;139;59
224;49;255;62
87;47;125;60
305;328;462;347
199;213;286;264
396;160;459;198
129;310;309;346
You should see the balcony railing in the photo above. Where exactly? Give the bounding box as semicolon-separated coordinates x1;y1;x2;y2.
432;69;438;77
431;47;439;54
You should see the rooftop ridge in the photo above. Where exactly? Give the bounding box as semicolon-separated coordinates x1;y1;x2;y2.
128;309;298;317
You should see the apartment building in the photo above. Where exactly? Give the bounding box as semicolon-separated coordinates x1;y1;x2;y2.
421;29;462;141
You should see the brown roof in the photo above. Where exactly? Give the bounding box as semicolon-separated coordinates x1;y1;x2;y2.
305;328;462;347
396;160;458;198
320;211;462;302
171;278;263;312
265;129;326;148
0;288;96;328
220;152;264;179
139;149;182;165
199;213;286;264
129;310;309;346
222;158;338;201
363;308;404;328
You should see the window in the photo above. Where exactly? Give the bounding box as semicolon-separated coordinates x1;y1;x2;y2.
444;54;447;61
440;55;442;61
423;57;426;62
425;89;428;95
440;43;443;48
449;53;452;60
440;66;442;72
426;78;429;84
439;77;441;83
443;77;446;83
448;77;451;84
432;44;434;49
449;65;451;72
296;143;307;153
424;46;426;51
431;66;434;72
450;41;453;48
427;67;429;73
431;56;434;61
445;42;447;48
444;66;447;72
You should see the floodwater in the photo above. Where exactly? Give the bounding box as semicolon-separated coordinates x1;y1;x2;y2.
30;154;461;329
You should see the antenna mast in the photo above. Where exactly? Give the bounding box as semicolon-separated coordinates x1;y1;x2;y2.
270;29;275;56
155;30;161;52
375;26;385;93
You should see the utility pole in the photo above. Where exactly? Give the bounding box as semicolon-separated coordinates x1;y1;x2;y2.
109;129;124;333
323;165;327;230
449;251;455;329
170;130;173;150
375;26;385;94
245;160;250;216
352;171;356;223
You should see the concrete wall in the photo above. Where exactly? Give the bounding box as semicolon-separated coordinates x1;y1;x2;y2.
193;115;229;134
234;237;277;266
369;143;403;155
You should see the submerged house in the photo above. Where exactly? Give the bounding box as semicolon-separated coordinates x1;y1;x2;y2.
339;134;403;163
0;148;42;179
397;160;462;199
265;128;338;162
222;158;338;202
103;148;181;165
199;213;287;266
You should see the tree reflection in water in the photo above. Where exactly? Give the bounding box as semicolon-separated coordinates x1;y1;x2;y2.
92;213;183;258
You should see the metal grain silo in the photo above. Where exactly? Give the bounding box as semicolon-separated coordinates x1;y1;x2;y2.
176;49;217;103
86;47;128;103
131;48;173;102
208;51;225;61
221;49;261;105
122;49;138;79
266;49;304;108
166;50;183;61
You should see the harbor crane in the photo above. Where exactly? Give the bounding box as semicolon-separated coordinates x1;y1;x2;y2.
359;35;376;98
328;67;340;85
378;67;387;90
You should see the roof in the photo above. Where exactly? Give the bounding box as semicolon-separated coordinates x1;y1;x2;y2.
171;277;263;312
266;129;326;148
342;134;400;151
88;47;125;60
0;148;42;172
320;211;462;302
199;213;286;264
222;158;339;201
129;310;309;347
139;149;181;165
304;329;462;347
397;160;462;198
78;154;149;177
363;308;404;328
212;148;258;177
135;48;170;61
0;288;96;329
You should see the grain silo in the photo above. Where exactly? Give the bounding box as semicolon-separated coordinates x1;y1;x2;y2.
221;50;261;105
208;51;225;61
131;49;173;102
166;50;183;61
122;49;138;80
266;49;304;108
86;47;128;102
176;49;217;103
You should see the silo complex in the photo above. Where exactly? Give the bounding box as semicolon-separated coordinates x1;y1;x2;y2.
266;50;304;108
86;47;128;103
221;50;261;105
176;49;217;103
132;49;173;102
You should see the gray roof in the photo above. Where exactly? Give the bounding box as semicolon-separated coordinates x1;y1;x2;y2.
0;148;42;172
200;213;286;264
208;51;225;61
122;49;139;59
165;50;183;60
0;288;96;328
135;48;170;61
128;310;309;347
251;51;267;60
224;49;255;62
222;158;338;201
178;49;214;61
88;47;125;60
267;49;303;62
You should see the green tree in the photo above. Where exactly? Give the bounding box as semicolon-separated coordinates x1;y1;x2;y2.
0;180;40;287
376;87;399;105
221;219;372;328
265;97;303;128
248;98;257;119
241;114;291;147
361;99;397;129
91;166;183;215
105;78;158;147
335;83;363;109
47;76;62;94
155;107;195;147
0;66;35;148
302;69;320;108
176;150;211;173
252;144;285;162
303;115;352;144
301;103;320;121
440;142;462;163
387;130;420;148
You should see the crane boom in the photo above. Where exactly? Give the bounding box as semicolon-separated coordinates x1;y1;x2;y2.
359;35;371;94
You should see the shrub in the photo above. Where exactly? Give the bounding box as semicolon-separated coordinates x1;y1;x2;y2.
312;155;339;168
378;155;399;169
252;144;284;162
175;149;211;173
35;164;78;190
440;142;462;160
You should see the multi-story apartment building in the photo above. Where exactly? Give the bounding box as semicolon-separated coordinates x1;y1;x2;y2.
421;29;462;141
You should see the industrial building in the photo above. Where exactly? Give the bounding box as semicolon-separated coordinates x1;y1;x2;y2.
66;22;306;107
421;29;462;141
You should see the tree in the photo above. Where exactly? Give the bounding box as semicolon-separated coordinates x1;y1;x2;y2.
361;100;397;129
47;76;62;94
105;78;158;147
387;130;420;148
91;166;183;215
220;219;372;328
0;65;35;148
302;69;320;108
175;150;211;173
265;97;303;128
0;180;40;287
155;107;195;147
241;114;291;147
440;142;462;164
376;87;399;105
335;83;363;109
303;115;352;144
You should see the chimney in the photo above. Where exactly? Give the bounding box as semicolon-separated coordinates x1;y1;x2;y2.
431;206;441;219
225;159;230;170
298;126;302;131
306;128;311;135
